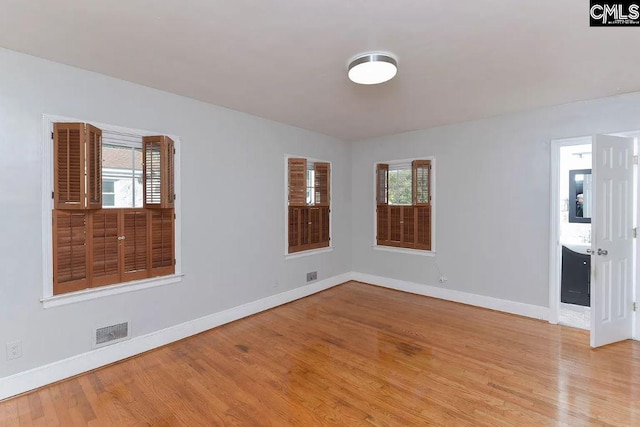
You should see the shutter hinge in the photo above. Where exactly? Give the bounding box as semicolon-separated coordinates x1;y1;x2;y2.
634;227;638;238
174;213;176;219
173;148;176;154
634;155;639;165
174;259;176;266
51;131;54;140
174;194;177;201
633;302;637;312
51;191;54;199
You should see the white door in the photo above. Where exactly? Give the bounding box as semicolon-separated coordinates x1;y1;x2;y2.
590;134;634;348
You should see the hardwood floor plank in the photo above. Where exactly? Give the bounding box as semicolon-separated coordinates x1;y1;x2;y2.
1;281;639;426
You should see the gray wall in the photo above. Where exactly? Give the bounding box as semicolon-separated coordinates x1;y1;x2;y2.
351;92;640;307
0;48;352;378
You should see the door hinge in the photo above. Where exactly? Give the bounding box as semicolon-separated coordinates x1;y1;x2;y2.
634;155;639;165
634;227;638;238
633;302;637;312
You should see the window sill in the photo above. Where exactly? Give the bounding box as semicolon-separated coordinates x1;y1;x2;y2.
41;274;184;309
285;247;333;260
373;245;436;257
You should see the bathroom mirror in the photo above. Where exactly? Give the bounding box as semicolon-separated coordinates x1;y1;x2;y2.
569;169;592;223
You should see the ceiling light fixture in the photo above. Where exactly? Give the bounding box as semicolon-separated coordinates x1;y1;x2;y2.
348;53;398;85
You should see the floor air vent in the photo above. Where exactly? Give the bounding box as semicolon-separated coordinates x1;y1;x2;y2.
95;322;129;347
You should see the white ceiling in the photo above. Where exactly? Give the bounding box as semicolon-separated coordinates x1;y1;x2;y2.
1;0;640;141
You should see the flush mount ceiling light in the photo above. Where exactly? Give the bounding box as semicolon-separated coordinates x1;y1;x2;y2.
348;53;398;85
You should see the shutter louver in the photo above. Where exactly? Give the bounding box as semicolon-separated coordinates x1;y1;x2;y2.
376;164;389;205
143;136;175;209
288;158;307;207
314;162;330;206
90;210;119;287
150;209;175;277
53;210;88;294
122;210;148;281
413;160;431;206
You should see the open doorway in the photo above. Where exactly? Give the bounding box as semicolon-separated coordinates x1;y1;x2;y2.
550;133;638;346
551;139;593;329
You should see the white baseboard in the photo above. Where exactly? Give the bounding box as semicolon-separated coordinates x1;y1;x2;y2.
351;272;549;321
0;273;351;401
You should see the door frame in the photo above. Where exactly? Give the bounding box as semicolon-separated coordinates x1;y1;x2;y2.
549;136;593;325
549;132;639;340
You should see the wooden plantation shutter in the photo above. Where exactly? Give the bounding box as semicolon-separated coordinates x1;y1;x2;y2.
54;123;83;209
150;209;175;277
53;210;88;295
416;206;432;250
376;163;389;205
314;162;330;206
288;158;307;207
143;136;175;209
412;160;431;206
86;124;102;208
120;209;149;281
143;136;175;275
320;205;330;243
89;210;119;287
54;123;102;210
412;160;431;250
376;163;389;244
288;207;300;251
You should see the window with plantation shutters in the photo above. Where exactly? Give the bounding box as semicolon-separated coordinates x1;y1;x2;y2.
287;157;331;254
376;159;433;251
51;120;177;296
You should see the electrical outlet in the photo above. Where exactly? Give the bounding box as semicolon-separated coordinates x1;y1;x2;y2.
306;271;318;282
6;340;22;360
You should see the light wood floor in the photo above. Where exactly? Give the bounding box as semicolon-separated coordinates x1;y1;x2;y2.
2;281;639;426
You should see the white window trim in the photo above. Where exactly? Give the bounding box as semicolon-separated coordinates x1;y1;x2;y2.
372;156;437;254
41;114;183;307
283;154;333;258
